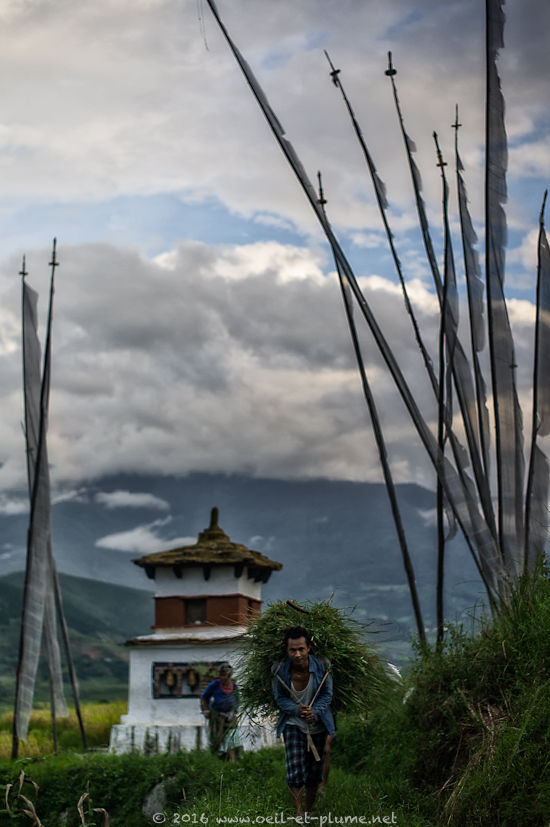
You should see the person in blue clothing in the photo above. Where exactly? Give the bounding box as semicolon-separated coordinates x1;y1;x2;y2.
201;663;242;761
273;626;335;817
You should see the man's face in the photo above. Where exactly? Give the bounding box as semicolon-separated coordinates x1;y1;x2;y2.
287;636;310;667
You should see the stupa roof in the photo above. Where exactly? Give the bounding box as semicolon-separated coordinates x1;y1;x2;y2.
133;507;283;581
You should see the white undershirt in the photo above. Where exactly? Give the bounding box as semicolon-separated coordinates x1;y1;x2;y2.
286;674;324;733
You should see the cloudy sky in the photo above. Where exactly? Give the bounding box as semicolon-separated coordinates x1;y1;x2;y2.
0;0;548;506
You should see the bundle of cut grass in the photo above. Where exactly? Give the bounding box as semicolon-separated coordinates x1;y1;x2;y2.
237;599;389;719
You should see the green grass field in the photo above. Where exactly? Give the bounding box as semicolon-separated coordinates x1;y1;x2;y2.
3;570;550;825
0;700;126;760
0;717;428;827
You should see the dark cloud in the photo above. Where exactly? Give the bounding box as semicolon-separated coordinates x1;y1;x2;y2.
0;0;546;494
0;239;438;488
0;235;544;495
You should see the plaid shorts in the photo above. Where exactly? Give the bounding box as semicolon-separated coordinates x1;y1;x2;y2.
283;725;327;788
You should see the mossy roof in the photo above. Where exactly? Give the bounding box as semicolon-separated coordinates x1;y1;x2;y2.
133;507;283;572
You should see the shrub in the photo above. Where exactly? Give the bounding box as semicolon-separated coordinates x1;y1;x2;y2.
403;566;550;824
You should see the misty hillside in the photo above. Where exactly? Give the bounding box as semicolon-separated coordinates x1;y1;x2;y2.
0;473;488;663
0;571;153;707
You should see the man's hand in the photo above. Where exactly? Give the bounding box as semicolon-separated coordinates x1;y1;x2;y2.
299;704;315;722
203;709;210;719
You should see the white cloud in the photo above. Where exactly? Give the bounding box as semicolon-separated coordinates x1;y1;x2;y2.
418;508;437;526
0;494;28;516
253;213;296;233
213;241;327;285
95;517;195;554
52;487;90;505
350;233;386;250
95;490;170;511
0;0;545;246
507;228;540;280
510;138;550;179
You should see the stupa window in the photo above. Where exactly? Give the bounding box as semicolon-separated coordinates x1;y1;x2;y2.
186;598;207;625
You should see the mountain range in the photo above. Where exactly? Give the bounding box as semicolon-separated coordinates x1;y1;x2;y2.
0;472;488;670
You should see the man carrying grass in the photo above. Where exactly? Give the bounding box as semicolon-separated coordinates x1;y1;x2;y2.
273;626;335;817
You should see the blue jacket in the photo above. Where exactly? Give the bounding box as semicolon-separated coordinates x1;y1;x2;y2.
201;679;239;714
272;654;335;738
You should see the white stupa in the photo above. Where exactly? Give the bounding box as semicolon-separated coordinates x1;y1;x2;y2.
109;507;282;754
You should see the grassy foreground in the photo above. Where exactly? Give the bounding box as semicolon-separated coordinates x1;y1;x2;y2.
0;698;428;826
0;747;428;826
3;570;550;824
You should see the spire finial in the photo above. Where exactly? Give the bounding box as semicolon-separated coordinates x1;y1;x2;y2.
209;506;219;529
